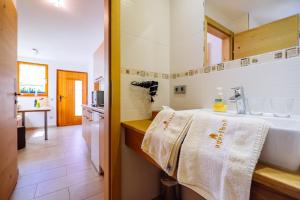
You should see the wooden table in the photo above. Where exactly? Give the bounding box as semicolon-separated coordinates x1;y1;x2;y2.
18;108;51;140
122;120;300;200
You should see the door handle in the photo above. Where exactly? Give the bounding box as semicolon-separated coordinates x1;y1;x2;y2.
59;95;64;102
7;92;21;96
13;78;18;118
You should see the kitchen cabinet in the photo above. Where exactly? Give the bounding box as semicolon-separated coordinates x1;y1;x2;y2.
82;105;104;174
82;107;92;150
99;111;105;173
91;111;105;174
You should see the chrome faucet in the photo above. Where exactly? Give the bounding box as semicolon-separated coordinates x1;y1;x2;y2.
229;86;246;114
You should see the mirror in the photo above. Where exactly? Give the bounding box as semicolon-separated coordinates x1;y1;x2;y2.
204;0;300;66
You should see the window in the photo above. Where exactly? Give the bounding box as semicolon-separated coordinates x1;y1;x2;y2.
205;16;234;66
74;80;83;116
17;62;48;96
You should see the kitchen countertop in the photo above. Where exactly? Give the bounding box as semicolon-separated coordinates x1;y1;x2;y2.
122;119;300;199
17;107;51;112
82;104;104;113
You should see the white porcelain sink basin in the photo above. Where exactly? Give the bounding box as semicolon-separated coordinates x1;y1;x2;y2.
259;117;300;171
199;109;300;172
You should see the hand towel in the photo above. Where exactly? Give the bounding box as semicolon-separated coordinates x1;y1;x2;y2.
141;107;196;176
177;112;270;200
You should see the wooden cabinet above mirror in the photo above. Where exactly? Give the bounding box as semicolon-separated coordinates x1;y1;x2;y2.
234;15;299;59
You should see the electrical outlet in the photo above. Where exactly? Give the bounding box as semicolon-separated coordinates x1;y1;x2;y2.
174;85;186;94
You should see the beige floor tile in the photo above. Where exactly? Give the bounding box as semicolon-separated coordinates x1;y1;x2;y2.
10;184;37;200
18;163;42;176
35;176;69;197
16;167;67;189
35;166;100;197
39;157;89;172
69;179;104;200
34;188;70;200
66;161;93;175
39;158;69;171
13;126;103;200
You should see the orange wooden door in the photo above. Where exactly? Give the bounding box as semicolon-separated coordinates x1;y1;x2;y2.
57;70;88;126
0;0;18;198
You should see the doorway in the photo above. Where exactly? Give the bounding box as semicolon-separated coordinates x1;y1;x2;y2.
57;70;88;126
205;16;234;66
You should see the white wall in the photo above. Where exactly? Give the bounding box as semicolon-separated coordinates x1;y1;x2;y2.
170;0;205;74
18;57;92;128
169;1;207;199
205;0;248;33
207;33;222;65
93;42;105;81
120;0;170;199
121;0;170;120
170;0;205;107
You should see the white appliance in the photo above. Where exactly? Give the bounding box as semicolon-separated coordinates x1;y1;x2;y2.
91;111;104;173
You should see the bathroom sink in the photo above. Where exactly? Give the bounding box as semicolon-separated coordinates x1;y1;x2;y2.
258;117;300;172
198;109;300;172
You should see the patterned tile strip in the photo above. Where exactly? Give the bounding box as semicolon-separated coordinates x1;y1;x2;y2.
121;46;300;79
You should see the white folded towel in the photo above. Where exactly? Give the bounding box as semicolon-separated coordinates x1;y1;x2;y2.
177;112;270;200
141;107;196;176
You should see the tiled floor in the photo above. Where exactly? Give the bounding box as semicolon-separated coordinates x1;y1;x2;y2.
11;126;103;200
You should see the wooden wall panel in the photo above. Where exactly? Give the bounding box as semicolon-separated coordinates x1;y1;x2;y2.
234;15;299;59
103;0;121;199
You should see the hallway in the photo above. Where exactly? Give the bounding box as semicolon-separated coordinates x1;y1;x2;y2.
11;126;103;200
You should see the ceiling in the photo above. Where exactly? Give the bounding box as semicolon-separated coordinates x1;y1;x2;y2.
17;0;104;64
207;0;300;27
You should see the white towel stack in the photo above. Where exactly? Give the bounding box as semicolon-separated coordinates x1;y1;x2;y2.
141;107;196;176
177;112;270;200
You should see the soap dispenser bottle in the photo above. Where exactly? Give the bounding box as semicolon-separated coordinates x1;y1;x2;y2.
213;87;227;112
34;90;38;107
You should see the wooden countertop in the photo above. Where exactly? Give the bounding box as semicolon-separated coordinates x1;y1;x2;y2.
122;120;152;134
122;120;300;199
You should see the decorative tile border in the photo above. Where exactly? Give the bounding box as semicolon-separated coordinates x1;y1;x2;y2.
122;46;300;80
121;67;170;80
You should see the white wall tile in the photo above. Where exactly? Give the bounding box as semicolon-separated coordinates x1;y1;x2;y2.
171;57;300;115
121;75;169;121
170;0;205;73
121;33;170;73
121;0;170;46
